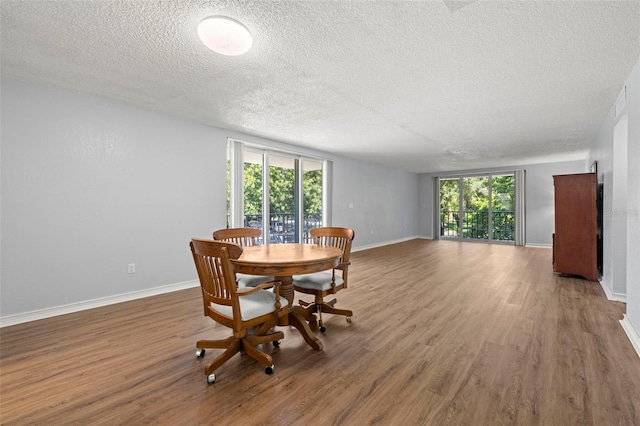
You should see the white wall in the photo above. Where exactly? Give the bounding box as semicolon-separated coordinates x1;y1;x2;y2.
589;55;640;351
589;107;619;296
417;160;585;245
612;116;628;296
625;57;640;348
1;78;226;317
332;156;418;248
0;78;419;320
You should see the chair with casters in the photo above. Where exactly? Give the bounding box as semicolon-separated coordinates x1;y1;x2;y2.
293;227;355;332
190;238;288;384
213;228;274;288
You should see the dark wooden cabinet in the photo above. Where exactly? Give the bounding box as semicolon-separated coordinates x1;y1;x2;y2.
553;173;597;281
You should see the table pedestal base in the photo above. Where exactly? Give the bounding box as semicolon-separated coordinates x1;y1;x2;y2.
276;275;323;351
289;308;322;351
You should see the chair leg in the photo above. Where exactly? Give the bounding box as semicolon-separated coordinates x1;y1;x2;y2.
293;301;317;326
315;298;353;331
199;327;283;378
246;331;285;347
316;303;324;331
244;331;283;367
299;297;353;330
256;317;277;336
204;338;242;376
196;336;236;349
243;342;273;368
299;299;312;308
320;303;353;318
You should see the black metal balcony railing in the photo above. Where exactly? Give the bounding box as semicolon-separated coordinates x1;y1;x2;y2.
440;210;514;241
232;213;322;243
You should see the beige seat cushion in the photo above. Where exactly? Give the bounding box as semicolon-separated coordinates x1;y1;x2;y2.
236;273;274;288
293;271;343;291
212;290;288;321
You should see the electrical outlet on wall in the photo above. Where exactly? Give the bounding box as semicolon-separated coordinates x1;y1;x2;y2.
128;263;136;274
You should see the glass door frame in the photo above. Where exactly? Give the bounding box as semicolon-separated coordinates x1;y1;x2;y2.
437;171;516;244
228;139;330;243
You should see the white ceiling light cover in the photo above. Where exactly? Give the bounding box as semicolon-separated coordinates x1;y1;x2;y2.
197;16;252;56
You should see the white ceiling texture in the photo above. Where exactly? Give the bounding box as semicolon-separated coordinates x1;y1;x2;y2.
1;1;639;173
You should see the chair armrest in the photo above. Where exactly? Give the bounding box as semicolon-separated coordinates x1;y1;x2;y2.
336;261;350;271
236;280;283;311
235;280;281;296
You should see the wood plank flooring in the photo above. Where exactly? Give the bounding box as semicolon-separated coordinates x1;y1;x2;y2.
1;239;639;425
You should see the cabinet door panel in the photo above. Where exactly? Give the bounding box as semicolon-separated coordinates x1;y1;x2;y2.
553;173;597;281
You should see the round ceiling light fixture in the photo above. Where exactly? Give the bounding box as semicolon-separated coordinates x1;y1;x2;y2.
197;16;253;56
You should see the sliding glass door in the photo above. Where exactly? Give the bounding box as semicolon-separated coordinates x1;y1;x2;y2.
439;173;515;243
228;140;326;244
302;159;323;242
268;153;297;243
439;178;460;237
242;149;264;236
462;176;489;239
491;174;515;241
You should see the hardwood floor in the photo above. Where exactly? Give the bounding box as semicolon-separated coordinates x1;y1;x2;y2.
1;239;639;425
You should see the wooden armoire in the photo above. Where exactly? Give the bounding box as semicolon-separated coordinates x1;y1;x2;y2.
552;173;598;281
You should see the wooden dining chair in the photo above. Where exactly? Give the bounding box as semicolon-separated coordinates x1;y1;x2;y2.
190;238;288;384
213;228;274;288
293;227;355;332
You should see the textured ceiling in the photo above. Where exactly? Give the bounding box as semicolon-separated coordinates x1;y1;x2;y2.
1;1;639;173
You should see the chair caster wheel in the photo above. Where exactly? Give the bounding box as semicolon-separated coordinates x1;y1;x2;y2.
346;316;352;323
273;340;280;347
196;349;206;358
207;373;216;384
319;326;326;332
265;365;274;375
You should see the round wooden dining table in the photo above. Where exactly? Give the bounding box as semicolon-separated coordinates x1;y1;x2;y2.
231;243;342;351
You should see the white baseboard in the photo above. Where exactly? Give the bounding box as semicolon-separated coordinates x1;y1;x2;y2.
598;279;627;303
351;236;430;252
620;315;640;359
0;237;427;327
0;280;200;328
525;243;552;248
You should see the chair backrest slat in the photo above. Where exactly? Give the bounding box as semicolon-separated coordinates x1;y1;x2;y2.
310;227;354;264
190;239;243;313
213;228;261;247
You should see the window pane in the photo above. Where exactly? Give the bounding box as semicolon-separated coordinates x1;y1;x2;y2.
303;159;323;242
491;174;515;241
243;150;264;240
440;178;460;237
463;177;489;239
229;141;328;243
438;172;516;243
269;154;296;243
226;146;231;228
